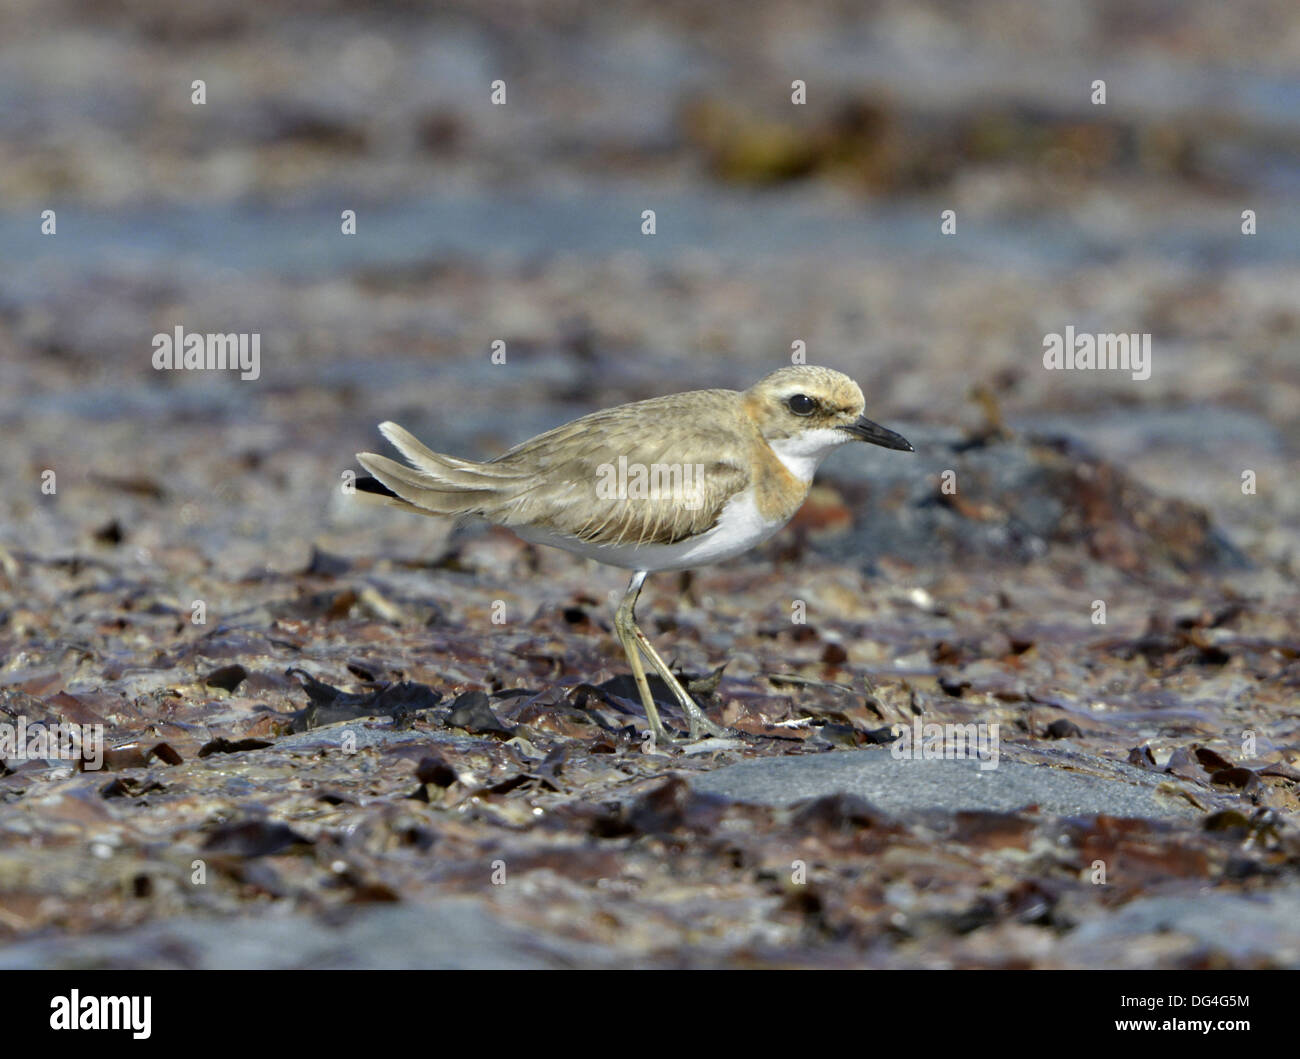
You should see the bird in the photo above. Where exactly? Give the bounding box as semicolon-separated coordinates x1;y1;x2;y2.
355;365;913;745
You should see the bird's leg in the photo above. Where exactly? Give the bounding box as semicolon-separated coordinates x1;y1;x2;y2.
615;571;731;741
614;571;677;746
628;626;731;739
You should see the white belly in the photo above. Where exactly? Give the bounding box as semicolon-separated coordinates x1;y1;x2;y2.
510;486;790;572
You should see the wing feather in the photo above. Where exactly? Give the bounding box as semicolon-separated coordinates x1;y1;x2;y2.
362;389;754;548
484;389;751;547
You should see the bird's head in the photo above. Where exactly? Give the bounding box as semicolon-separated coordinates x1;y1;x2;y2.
742;365;913;478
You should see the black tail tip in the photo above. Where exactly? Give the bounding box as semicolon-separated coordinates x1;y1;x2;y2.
355;475;399;499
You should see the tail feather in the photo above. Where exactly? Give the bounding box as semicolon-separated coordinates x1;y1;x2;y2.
378;422;525;484
357;452;495;517
349;474;445;518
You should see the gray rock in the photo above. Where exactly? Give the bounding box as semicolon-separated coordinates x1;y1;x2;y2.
812;428;1246;574
1064;888;1300;967
690;748;1204;819
0;899;600;970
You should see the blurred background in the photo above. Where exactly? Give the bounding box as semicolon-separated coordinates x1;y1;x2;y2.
1;0;1297;574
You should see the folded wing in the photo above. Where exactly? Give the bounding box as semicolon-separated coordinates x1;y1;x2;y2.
358;389;752;548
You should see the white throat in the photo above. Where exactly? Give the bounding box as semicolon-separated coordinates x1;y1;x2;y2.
766;428;851;483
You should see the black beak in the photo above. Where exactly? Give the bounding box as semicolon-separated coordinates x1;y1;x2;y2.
841;415;914;452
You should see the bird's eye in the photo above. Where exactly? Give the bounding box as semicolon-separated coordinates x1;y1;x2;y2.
787;394;816;416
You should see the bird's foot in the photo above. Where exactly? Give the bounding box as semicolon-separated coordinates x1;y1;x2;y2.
681;698;734;741
642;720;683;750
642;713;732;749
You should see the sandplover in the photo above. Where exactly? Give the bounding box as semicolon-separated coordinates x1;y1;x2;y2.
356;365;913;744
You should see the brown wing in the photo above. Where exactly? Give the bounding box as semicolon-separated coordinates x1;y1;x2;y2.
481;389;752;547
